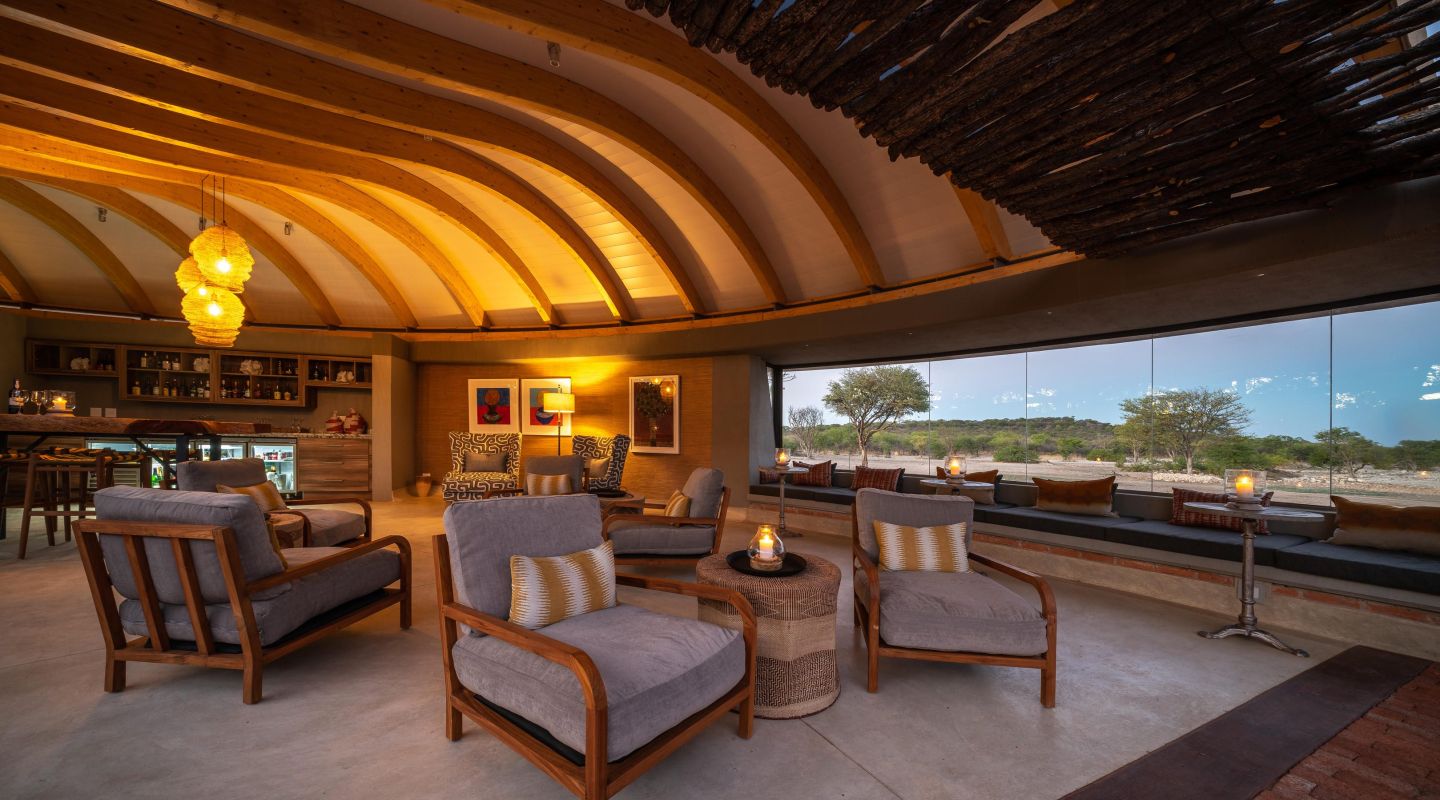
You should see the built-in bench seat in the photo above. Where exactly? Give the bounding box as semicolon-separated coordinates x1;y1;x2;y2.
748;471;1438;597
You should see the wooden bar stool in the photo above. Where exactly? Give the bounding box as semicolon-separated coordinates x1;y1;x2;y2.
18;448;115;559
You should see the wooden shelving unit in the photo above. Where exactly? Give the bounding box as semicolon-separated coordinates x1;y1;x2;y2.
26;339;372;409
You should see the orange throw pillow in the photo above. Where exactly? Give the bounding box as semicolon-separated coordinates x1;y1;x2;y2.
1033;476;1116;517
1328;496;1440;557
217;481;288;513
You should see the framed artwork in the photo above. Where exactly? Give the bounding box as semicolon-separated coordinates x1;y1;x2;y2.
629;375;679;454
520;377;572;436
466;379;518;434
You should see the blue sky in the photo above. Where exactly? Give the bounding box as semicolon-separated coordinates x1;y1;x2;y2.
784;301;1439;445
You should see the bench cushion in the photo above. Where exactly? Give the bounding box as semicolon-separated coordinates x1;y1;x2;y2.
856;569;1047;655
452;604;744;761
1102;520;1310;567
971;502;1019;525
981;506;1139;541
1271;541;1440;595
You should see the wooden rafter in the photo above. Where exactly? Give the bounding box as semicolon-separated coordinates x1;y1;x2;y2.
0;143;415;330
0;23;634;320
0;0;708;314
0;100;491;328
429;0;886;289
953;187;1015;263
156;0;789;305
0;242;36;303
0;177;156;315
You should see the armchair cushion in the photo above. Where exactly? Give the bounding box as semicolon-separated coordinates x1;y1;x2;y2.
464;450;507;473
680;468;726;519
856;569;1047;655
526;473;575;497
606;518;716;556
175;458;267;492
874;521;970;572
118;546;402;646
662;490;691;518
855;488;973;562
218;480;288;512
295;507;367;547
527;455;585;490
451;603;744;761
510;541;616;628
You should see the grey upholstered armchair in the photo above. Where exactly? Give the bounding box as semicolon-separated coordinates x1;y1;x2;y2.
482;454;585;499
602;467;729;565
435;494;755;800
176;457;370;547
77;487;410;703
853;488;1057;706
443;432;521;502
571;434;631;491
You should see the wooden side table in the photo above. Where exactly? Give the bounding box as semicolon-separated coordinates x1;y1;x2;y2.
695;552;840;719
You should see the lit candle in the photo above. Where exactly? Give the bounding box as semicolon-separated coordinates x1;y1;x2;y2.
947;456;962;478
53;396;68;411
756;526;776;560
775;448;789;467
1235;473;1254;500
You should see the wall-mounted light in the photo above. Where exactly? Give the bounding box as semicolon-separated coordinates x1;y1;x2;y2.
547;41;561;67
96;207;107;222
284;221;293;236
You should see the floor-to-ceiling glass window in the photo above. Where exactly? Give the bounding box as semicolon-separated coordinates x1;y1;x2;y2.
1024;340;1153;488
926;353;1028;480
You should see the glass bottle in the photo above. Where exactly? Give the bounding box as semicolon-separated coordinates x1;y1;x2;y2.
8;379;23;414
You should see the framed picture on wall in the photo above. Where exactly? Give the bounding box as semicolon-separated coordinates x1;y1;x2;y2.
629;375;679;454
520;377;572;437
466;379;519;434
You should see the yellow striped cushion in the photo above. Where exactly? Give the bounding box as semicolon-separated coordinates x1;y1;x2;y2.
873;520;970;572
218;481;288;512
509;541;616;629
664;489;691;517
525;473;573;496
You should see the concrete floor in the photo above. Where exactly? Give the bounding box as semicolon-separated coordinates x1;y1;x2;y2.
0;497;1345;800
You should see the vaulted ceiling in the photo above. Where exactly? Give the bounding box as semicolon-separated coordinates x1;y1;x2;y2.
0;0;1430;338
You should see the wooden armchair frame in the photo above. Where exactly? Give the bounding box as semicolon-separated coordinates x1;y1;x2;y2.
434;534;755;800
272;497;373;547
599;487;731;567
851;508;1057;707
74;518;410;704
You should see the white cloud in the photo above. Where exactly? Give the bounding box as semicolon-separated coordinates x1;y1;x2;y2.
1334;392;1357;409
1032;387;1056;398
1423;392;1440;401
1244;376;1274;394
1423;365;1440;388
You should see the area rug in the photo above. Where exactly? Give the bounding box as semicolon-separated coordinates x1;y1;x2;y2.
1063;646;1432;800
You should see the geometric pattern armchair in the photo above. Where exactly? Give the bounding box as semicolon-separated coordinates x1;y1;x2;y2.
443;432;521;503
852;488;1057;707
571;434;631;491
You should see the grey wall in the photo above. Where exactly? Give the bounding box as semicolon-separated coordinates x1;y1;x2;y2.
370;335;415;500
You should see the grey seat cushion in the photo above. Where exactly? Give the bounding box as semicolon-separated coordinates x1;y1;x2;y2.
1102;520;1310;567
119;546;402;646
971;502;1018;524
606;518;715;556
1272;541;1440;595
175;458;267;492
452;604;744;761
981;506;1137;541
297;507;367;547
856;570;1047;656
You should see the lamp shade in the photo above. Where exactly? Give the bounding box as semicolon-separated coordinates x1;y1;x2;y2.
188;224;255;292
542;392;575;414
181;284;245;348
174;256;204;293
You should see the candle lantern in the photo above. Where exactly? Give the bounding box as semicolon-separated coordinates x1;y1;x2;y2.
774;448;790;468
747;524;785;572
1223;469;1266;509
43;390;77;416
946;455;965;480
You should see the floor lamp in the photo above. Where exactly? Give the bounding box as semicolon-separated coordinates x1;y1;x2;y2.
542;392;574;455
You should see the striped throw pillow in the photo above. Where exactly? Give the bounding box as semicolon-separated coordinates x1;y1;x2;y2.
525;473;573;496
664;489;692;517
873;520;970;572
852;465;903;491
509;541;616;629
217;481;288;512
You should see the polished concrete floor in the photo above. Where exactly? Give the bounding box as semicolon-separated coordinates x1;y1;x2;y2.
0;497;1345;800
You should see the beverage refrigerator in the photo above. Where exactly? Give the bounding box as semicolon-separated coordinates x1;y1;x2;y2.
85;436;298;496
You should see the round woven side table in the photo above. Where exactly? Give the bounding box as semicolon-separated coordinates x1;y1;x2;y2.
695;552;841;719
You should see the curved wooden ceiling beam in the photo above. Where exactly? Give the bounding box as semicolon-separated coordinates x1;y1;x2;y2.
431;0;887;289
0;177;156;316
0;95;491;328
157;0;789;305
0;243;36;303
0;0;706;315
0;23;630;320
0;139;417;330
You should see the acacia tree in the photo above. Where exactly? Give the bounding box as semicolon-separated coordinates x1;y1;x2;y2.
822;366;930;466
1316;427;1378;478
786;405;824;456
1121;388;1251;474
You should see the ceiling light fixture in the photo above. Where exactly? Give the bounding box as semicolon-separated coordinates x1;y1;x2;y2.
177;176;252;347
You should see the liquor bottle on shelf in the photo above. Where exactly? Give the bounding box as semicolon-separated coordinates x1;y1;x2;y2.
8;379;23;414
130;379;141;397
243;382;252;399
139;351;149;369
151;379;160;396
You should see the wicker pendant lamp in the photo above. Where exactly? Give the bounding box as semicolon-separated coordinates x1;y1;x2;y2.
181;284;245;348
188;224;254;292
176;177;253;347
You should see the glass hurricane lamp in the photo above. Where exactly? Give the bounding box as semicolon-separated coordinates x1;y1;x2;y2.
747;524;785;572
946;455;965;480
1223;469;1267;508
774;447;790;468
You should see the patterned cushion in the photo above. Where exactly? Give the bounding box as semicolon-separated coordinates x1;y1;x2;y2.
853;465;903;492
793;460;833;487
1171;487;1272;533
217;481;288;512
1034;476;1115;517
526;473;574;497
509;541;616;629
1328;496;1440;557
664;490;692;517
874;520;970;572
